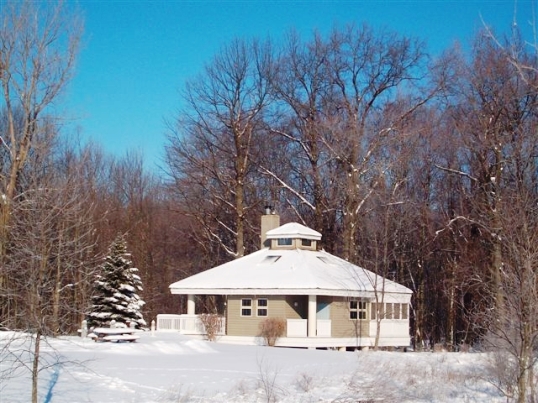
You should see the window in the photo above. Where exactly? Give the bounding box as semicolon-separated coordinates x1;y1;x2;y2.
277;238;292;246
301;239;312;247
371;303;406;320
257;298;268;316
350;300;367;320
371;303;377;320
241;299;252;316
385;303;393;319
393;303;401;319
402;303;408;320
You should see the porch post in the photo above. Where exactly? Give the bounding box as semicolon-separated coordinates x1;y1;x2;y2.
187;294;195;315
308;295;317;337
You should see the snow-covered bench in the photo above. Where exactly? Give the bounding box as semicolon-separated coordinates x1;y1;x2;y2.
91;327;139;343
102;334;139;342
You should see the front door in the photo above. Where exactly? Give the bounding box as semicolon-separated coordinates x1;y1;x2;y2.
316;302;331;337
317;302;330;319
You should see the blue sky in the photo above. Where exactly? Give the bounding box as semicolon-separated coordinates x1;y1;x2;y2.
63;1;536;172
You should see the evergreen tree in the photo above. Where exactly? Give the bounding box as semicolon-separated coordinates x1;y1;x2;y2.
88;235;147;329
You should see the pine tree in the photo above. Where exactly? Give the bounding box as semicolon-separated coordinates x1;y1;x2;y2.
88;235;147;329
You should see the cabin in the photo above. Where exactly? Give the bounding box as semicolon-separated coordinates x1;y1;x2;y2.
161;210;412;349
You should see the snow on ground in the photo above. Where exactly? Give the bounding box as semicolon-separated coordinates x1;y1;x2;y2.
0;331;507;402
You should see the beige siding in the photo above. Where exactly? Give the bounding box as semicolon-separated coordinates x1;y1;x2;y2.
330;297;370;338
226;295;372;338
284;296;304;319
227;295;291;336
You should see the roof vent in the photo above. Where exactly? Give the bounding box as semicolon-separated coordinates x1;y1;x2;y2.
259;255;281;265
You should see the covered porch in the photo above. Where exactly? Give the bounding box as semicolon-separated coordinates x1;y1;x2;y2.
159;293;333;337
155;314;331;337
155;313;409;349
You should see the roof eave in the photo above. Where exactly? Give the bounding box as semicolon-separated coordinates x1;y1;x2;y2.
266;233;321;241
169;287;412;298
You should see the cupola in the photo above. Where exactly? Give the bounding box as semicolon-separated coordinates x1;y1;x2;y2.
265;222;321;251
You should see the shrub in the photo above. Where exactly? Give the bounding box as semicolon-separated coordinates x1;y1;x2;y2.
259;318;286;347
199;314;223;341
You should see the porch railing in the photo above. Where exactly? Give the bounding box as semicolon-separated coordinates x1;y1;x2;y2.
286;319;307;337
156;314;225;335
157;315;329;338
286;319;331;337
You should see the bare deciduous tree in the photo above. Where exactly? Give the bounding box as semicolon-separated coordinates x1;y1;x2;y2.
5;154;96;403
0;0;82;325
437;28;538;401
266;30;335;239
323;24;430;262
166;38;273;260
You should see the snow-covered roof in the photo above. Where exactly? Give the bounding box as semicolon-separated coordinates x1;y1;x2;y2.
169;247;412;299
265;222;322;240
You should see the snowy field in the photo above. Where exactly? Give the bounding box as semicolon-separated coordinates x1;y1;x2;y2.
0;331;511;402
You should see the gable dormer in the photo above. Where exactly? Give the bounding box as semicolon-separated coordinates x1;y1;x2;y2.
265;222;322;251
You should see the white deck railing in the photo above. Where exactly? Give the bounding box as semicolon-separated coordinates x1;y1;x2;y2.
156;314;183;331
286;319;332;337
369;319;409;338
317;319;331;337
286;319;307;337
157;315;333;338
156;314;225;335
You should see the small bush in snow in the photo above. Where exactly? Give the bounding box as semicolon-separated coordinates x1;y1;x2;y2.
256;355;285;403
295;372;315;393
199;314;223;342
156;384;192;402
259;318;286;347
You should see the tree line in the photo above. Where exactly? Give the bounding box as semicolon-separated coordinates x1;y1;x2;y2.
164;18;538;400
1;3;537;394
167;23;537;347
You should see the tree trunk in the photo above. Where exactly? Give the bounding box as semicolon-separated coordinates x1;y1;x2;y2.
52;226;64;336
31;329;42;403
342;160;359;262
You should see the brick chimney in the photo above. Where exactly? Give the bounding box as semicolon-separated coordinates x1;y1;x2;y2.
260;206;280;249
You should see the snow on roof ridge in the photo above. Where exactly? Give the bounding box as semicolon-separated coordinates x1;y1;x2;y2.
265;222;322;240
